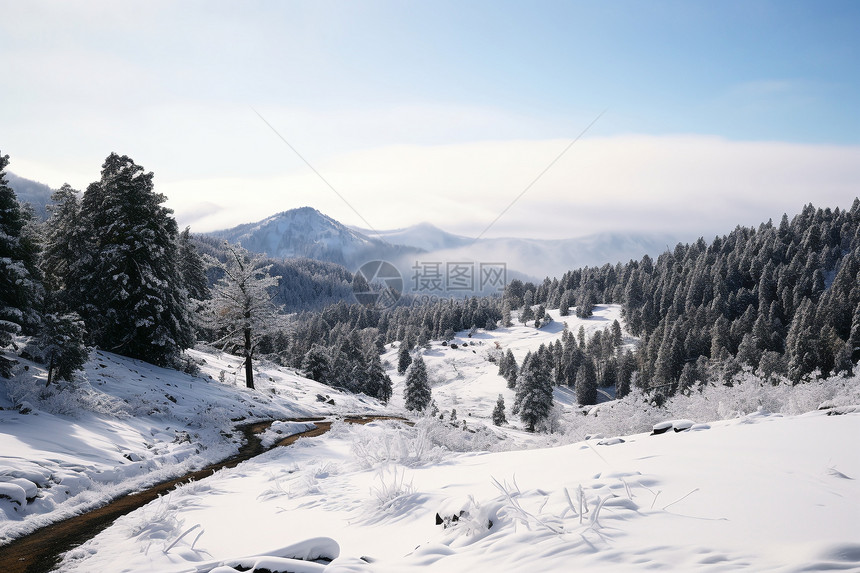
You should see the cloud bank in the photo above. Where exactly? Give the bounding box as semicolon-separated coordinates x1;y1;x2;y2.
164;134;860;241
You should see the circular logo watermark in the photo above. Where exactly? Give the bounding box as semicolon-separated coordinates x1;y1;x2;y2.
352;260;403;309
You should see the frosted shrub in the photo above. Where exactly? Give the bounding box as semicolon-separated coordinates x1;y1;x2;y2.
350;420;439;468
369;466;415;511
4;368;129;418
350;416;503;469
559;370;860;441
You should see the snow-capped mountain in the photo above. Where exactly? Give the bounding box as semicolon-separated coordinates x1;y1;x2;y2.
210;207;422;269
214;207;680;280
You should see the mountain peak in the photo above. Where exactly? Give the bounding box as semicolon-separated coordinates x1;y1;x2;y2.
210;207;421;268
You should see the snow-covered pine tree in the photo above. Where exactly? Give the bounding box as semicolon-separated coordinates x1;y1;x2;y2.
515;346;554;432
302;344;331;382
504;349;518;389
0;151;43;376
41;183;82;298
37;312;88;386
559;290;571;317
205;242;282;389
364;352;393;403
501;300;513;327
520;303;535;326
74;153;194;367
178;227;209;301
492;393;507;426
575;358;598;406
404;354;431;412
397;343;412;374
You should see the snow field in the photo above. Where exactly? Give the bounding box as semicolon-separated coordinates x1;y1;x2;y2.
383;305;630;433
55;411;860;572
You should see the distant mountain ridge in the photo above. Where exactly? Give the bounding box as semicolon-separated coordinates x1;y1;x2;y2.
6;172;53;220
211;207;680;280
209;207;422;269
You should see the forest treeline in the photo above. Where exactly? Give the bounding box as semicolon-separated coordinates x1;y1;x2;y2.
3;148;859;421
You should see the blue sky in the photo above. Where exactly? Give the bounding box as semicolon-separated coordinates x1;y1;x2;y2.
2;1;859;239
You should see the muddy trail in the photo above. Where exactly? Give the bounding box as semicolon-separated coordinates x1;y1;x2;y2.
0;415;402;573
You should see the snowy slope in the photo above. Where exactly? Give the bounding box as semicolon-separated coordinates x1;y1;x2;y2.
381;305;633;432
0;346;386;543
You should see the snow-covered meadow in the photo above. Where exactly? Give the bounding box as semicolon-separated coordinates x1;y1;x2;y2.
2;305;860;571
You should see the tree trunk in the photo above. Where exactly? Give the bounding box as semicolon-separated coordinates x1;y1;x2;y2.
244;325;254;389
46;354;55;388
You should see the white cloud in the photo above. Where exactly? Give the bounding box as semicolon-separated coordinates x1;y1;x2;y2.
164;135;860;240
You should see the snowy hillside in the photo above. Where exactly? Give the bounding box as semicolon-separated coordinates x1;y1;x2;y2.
0;346;385;544
382;305;634;432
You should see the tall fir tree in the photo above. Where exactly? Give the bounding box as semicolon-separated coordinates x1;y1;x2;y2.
397;342;413;374
504;349;518;389
73;154;194;366
177;227;209;301
514;347;554;431
575;359;598;406
492;393;507;426
302;344;331;382
41;183;82;299
404;354;431;411
0;151;43;375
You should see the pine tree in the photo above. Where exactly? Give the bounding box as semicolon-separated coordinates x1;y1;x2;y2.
575;290;595;318
575;359;598;406
364;353;393;403
501;300;513;327
302;344;331;382
178;227;209;301
404;354;431;412
205;242;282;389
397;343;413;374
515;348;554;432
616;349;635;398
41;183;82;297
492;394;507;426
37;312;89;386
74;153;194;367
504;349;518;389
611;319;623;346
520;304;535;325
0;150;43;375
559;290;571;317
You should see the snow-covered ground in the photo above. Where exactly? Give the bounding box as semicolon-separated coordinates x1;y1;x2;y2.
2;304;860;572
0;346;384;543
54;410;860;572
382;305;632;431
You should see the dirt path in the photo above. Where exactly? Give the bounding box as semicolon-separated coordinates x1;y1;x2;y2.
0;415;401;573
